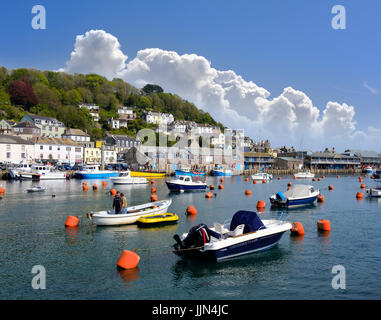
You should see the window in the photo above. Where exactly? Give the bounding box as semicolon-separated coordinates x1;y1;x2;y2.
49;146;52;151
21;153;26;159
57;147;60;151
49;127;52;131
40;154;43;159
66;147;71;151
21;145;25;151
6;152;10;159
40;145;43;150
75;147;81;153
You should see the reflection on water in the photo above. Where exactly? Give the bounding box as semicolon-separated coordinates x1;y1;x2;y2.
118;267;140;284
64;226;79;245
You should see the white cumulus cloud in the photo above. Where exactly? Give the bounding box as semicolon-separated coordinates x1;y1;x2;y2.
59;29;380;151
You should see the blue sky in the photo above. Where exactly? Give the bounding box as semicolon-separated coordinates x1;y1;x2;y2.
1;0;380;149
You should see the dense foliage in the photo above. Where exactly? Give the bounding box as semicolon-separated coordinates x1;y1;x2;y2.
0;66;225;141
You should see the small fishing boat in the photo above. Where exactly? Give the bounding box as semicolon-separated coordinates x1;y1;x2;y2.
365;180;381;197
166;175;207;192
136;213;179;227
110;171;148;185
269;184;320;208
87;199;172;226
74;165;119;179
20;164;66;180
212;166;233;176
294;170;315;179
363;166;375;173
175;168;205;177
130;171;166;178
251;172;273;181
26;186;46;193
173;210;292;262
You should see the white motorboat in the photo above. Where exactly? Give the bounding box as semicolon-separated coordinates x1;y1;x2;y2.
363;166;375;173
294;170;315;179
26;186;46;193
9;162;34;179
270;184;320;208
87;199;172;226
173;210;292;262
20;164;66;180
365;180;381;197
251;172;273;181
166;175;207;192
74;165;119;179
110;171;148;185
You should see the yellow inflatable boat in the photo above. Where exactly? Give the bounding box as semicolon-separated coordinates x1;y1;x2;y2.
136;213;179;227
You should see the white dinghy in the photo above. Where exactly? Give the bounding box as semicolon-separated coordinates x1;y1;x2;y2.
87;199;172;226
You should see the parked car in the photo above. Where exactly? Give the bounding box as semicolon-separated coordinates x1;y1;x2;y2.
71;164;84;171
57;164;73;171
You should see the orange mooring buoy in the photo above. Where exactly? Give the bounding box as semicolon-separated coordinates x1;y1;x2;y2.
151;187;157;193
356;192;363;199
209;185;215;190
290;222;305;236
92;184;98;191
151;194;158;202
150;180;155;185
102;181;107;188
358;177;363;182
287;182;292;187
262;180;266;184
220;178;224;183
328;185;334;191
360;184;366;189
278;177;281;180
218;184;224;190
110;189;116;196
116;250;140;270
312;178;316;181
317;178;321;182
245;178;249;182
253;180;257;184
82;184;88;192
205;192;213;198
186;205;197;215
317;195;325;203
256;200;265;209
65;216;79;228
337;175;340;179
317;219;331;232
245;189;252;196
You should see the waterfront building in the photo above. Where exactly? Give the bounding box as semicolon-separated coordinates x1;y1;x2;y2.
104;134;141;153
20;114;66;138
211;133;225;149
274;157;303;170
84;147;101;164
0;135;35;163
244;151;275;170
305;150;360;170
33;137;83;165
11;121;41;139
342;149;380;168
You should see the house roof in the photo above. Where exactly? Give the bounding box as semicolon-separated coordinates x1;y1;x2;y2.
33;137;81;146
13;121;40;129
0;135;34;145
105;134;139;142
277;157;302;162
344;149;379;158
63;128;89;136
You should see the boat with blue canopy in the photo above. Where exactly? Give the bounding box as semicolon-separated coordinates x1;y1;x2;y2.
173;210;292;261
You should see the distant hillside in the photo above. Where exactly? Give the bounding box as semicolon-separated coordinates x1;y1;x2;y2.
0;66;225;141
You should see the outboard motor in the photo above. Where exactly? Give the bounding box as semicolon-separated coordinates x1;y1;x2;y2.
173;224;211;251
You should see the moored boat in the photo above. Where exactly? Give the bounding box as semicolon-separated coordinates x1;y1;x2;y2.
365;180;381;197
20;164;66;180
175;168;205;177
74;165;119;179
110;171;148;185
87;199;172;226
270;184;319;208
294;170;315;179
363;166;375;173
251;172;273;180
166;175;207;192
26;186;46;192
212;166;233;176
9;162;34;179
136;213;179;227
130;171;166;178
173;210;292;262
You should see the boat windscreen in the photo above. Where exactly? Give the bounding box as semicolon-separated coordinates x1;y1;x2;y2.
229;210;266;233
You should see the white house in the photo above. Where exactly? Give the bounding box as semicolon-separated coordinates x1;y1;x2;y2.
62;128;91;143
20;114;66;138
34;137;84;165
0;135;35;164
78;103;100;122
108;117;128;129
211;133;225;149
117;106;136;120
143;111;174;125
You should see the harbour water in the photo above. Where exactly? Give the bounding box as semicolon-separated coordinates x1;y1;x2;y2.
1;174;381;300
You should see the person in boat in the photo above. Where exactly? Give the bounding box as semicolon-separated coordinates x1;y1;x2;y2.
112;191;122;214
121;192;127;214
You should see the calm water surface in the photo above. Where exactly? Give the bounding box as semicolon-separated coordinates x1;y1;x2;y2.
0;175;380;299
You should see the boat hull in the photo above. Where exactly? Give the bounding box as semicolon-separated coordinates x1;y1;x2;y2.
166;182;207;191
130;171;166;178
110;177;147;185
270;195;318;207
136;213;179;227
75;172;119;179
90;200;172;226
212;170;233;176
175;231;287;262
